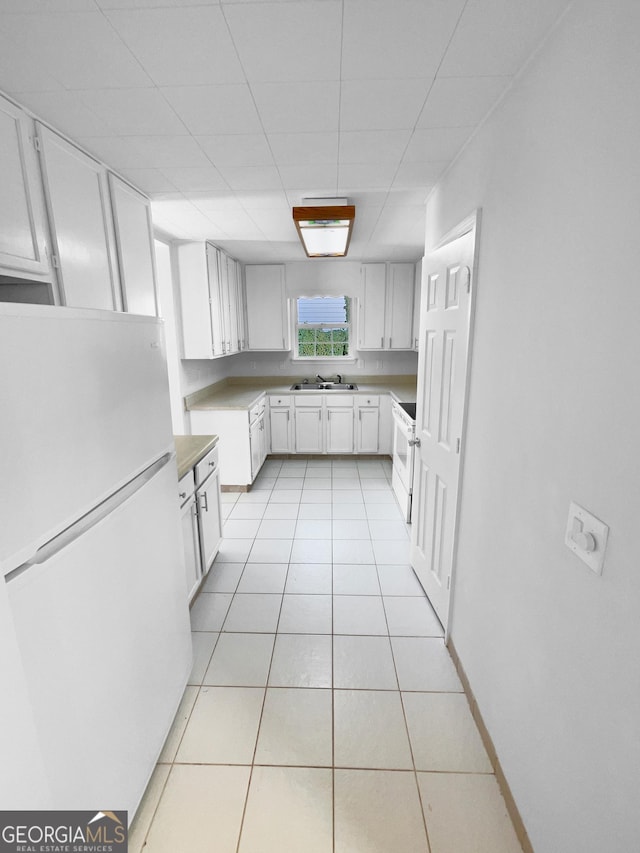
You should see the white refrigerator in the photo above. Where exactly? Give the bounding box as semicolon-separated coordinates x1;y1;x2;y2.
0;302;192;818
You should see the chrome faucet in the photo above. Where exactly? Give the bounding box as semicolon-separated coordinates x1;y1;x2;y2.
336;374;342;384
316;374;327;382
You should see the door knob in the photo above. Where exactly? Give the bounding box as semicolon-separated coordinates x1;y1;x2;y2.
408;437;421;447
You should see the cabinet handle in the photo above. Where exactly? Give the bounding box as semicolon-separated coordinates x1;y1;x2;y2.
200;491;209;512
389;337;392;348
381;336;384;348
179;491;187;499
286;410;290;420
282;337;285;348
358;411;361;421
318;410;321;421
208;460;216;468
414;337;418;349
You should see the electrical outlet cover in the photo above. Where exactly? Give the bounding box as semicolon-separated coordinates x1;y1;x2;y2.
564;501;609;575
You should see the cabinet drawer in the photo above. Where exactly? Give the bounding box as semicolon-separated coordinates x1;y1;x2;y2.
327;395;354;407
357;395;379;407
269;395;291;407
294;395;324;407
195;446;219;486
249;397;266;422
178;470;195;505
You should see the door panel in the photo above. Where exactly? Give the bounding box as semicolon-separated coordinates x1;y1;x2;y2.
410;226;476;629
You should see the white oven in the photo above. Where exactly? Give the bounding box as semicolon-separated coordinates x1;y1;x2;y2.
391;400;417;522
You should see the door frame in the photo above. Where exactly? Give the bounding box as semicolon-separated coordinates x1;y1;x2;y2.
420;208;482;641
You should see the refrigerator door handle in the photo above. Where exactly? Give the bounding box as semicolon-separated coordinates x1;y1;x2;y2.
5;452;174;583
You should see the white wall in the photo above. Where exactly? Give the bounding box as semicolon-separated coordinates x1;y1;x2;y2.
427;4;640;851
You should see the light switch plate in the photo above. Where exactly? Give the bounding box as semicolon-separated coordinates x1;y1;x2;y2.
565;501;609;574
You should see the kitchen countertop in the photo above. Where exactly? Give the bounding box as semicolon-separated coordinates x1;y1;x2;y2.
185;375;418;412
174;434;219;479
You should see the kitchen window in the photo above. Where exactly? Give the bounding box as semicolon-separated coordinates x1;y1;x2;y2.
295;296;351;358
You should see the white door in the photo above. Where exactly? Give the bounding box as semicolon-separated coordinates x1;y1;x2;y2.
410;223;477;629
198;470;222;573
357;407;379;453
270;408;292;453
295;407;324;453
358;263;386;349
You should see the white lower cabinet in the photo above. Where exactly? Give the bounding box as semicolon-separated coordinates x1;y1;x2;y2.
179;481;201;602
190;395;267;488
269;395;293;453
178;447;222;602
356;396;380;453
250;412;267;480
326;401;355;454
294;397;324;453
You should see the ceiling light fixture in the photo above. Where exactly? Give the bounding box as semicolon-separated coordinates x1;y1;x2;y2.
293;198;356;258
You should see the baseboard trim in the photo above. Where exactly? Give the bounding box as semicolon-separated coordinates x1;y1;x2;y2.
446;638;534;853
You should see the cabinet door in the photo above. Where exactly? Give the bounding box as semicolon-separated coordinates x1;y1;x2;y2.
386;263;415;349
197;471;222;573
109;174;157;316
226;255;239;354
295;408;323;453
413;259;423;351
181;496;201;602
270;407;292;453
0;96;50;278
206;244;226;356
234;261;247;351
37;124;120;311
178;243;214;359
358;263;386;349
326;407;354;453
357;407;380;453
245;265;290;350
250;416;267;480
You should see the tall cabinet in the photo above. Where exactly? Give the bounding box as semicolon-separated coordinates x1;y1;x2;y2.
178;242;246;359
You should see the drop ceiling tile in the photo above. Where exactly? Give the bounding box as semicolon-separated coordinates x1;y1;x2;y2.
216;165;283;191
159;167;229;191
0;12;153;89
338;163;397;191
0;37;64;93
75;88;188;136
386;188;430;206
76;136;149;169
105;6;245;86
392;161;448;188
246;212;294;242
190;193;245;214
342;0;465;80
98;0;217;7
268;133;338;167
372;204;426;246
195;134;274;167
403;127;472;162
0;0;96;11
417;76;511;128
224;1;342;83
252;81;340;133
439;0;570;77
279;164;338;191
340;79;429;131
339;130;412;165
237;190;290;210
161;85;262;135
14;91;114;137
117;168;179;194
112;135;212;168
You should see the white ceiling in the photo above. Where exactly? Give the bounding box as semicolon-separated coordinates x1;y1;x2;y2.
0;0;570;263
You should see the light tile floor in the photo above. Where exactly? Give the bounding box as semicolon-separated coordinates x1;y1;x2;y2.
131;457;522;853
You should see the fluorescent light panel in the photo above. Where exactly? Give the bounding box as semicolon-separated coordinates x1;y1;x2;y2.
293;205;356;258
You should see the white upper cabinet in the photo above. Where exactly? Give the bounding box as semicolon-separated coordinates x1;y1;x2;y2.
37;124;120;311
178;242;245;359
358;263;387;350
0;95;50;279
245;264;290;351
358;262;415;351
413;258;423;352
109;174;157;317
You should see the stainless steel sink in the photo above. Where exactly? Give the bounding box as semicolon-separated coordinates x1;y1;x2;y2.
290;382;358;391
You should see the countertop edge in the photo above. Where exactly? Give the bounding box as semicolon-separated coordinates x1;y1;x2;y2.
174;435;219;480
